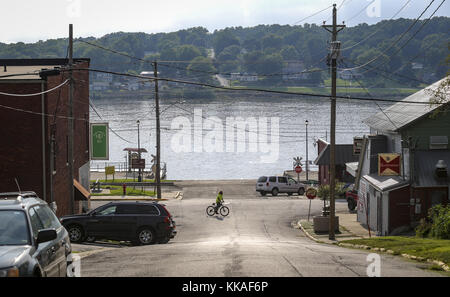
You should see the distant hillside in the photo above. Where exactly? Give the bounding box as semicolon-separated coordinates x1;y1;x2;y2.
0;17;448;89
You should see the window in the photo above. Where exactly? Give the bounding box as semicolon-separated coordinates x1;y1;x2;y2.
116;204;139;215
269;176;276;182
34;205;61;229
97;205;117;216
0;211;30;245
28;208;44;238
137;205;160;215
288;178;297;184
278;177;287;183
258;176;267;182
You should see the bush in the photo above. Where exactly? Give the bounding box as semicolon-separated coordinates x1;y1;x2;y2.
317;182;346;201
416;204;450;239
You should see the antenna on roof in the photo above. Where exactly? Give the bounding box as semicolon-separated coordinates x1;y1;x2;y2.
14;178;22;194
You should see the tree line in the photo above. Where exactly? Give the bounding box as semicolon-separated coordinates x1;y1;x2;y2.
0;17;448;87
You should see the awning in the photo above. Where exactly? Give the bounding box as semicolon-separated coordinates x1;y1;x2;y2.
346;162;359;177
362;174;409;192
73;179;90;201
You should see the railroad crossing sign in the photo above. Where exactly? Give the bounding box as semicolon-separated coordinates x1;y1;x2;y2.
293;156;303;168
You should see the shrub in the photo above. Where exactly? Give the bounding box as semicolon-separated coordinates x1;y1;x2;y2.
317;182;346;201
430;204;450;239
416;204;450;239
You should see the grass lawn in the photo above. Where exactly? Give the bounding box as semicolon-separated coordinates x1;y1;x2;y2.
90;178;172;183
341;236;450;266
91;186;155;197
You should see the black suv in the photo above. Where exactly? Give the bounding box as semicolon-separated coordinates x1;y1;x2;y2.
60;202;176;245
0;192;71;277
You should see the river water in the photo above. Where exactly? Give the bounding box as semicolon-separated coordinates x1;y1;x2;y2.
90;95;386;180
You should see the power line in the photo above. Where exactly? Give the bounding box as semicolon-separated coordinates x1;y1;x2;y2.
0;79;69;97
359;0;447;76
293;4;333;25
340;0;412;51
68;67;445;105
345;0;377;23
340;0;437;72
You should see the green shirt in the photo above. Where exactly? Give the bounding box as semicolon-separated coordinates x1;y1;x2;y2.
216;193;223;204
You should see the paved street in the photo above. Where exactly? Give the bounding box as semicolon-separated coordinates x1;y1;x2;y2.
78;180;440;277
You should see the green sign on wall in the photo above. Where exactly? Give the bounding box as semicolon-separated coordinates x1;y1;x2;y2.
90;123;109;160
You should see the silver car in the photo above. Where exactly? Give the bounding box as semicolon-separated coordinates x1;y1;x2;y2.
256;176;306;196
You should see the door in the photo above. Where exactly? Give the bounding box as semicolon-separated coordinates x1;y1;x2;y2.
287;178;299;193
113;204;139;240
28;206;59;277
86;204;117;239
277;177;289;193
33;205;68;277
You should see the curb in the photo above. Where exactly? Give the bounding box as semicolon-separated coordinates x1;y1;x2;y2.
73;247;116;260
298;221;449;272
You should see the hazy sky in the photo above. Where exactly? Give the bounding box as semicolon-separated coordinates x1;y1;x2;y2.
1;0;449;43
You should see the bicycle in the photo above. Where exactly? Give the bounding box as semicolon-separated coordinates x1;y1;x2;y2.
206;202;230;217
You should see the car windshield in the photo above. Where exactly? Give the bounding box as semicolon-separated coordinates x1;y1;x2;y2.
0;210;31;245
257;177;267;182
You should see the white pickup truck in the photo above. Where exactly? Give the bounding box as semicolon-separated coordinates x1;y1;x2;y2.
256;176;306;196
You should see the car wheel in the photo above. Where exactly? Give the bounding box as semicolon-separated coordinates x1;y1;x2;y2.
298;188;305;196
136;227;155;245
67;225;84;243
348;198;356;211
260;191;266;196
272;188;279;196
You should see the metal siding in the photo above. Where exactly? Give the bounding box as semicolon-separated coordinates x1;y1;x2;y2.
364;77;448;132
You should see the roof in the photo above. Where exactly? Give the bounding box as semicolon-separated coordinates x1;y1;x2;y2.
74;179;90;201
346;162;359;177
363;76;449;133
0;58;90;80
0;58;90;66
0;192;46;209
123;148;148;153
362;174;409;192
414;150;450;187
314;143;359;165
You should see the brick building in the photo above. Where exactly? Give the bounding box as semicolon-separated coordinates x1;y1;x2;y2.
0;58;91;216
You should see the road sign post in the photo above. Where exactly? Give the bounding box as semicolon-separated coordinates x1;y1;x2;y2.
306;188;318;222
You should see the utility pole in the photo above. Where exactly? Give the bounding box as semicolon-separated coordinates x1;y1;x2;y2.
153;62;162;199
68;24;75;214
322;4;345;240
137;120;142;182
305;119;309;183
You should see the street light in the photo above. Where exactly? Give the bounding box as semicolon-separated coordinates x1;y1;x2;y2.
305;119;309;183
137;120;142;182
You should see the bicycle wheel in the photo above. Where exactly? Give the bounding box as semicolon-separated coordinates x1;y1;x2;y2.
206;206;216;216
220;206;229;217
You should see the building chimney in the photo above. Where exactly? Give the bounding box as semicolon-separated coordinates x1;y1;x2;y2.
435;160;448;178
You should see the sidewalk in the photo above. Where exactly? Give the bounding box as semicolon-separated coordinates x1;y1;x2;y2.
298;211;376;244
90;191;183;201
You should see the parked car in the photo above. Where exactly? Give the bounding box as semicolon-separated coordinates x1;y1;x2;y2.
256;176;306;196
345;190;358;211
60;201;176;245
0;192;71;277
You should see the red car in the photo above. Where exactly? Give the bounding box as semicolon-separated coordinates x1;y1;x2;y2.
345;190;358;211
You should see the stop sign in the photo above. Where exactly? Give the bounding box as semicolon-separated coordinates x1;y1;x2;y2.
295;166;302;173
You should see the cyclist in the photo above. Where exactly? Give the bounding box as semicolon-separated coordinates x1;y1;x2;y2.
215;191;224;214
